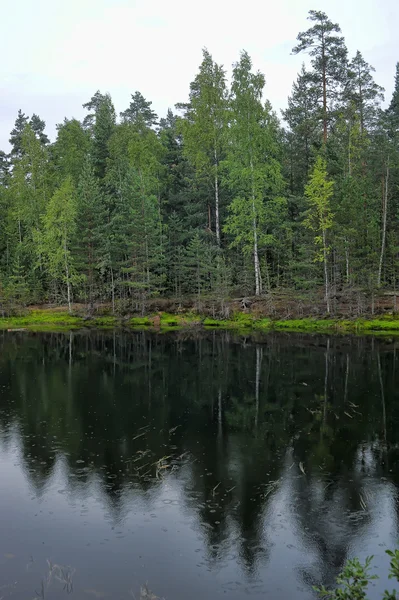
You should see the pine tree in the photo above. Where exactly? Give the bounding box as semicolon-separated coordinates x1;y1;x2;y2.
0;151;10;186
82;91;108;130
292;10;348;144
30;114;50;145
120;91;158;128
9;110;29;159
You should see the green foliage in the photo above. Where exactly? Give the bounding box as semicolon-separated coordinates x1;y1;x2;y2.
292;10;348;142
315;556;376;599
91;93;116;179
41;177;80;309
177;48;228;243
0;20;397;311
315;551;399;600
224;51;287;294
304;156;334;261
53;119;91;185
120;91;158;128
75;156;107;306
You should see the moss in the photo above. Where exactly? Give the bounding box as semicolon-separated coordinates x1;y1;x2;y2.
203;317;223;327
3;308;399;335
354;319;399;331
128;316;152;327
253;318;273;329
92;316;118;327
0;310;82;330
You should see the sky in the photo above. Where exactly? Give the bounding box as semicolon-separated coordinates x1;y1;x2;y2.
1;0;398;150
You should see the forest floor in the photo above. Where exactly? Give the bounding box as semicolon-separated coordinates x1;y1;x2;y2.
2;294;399;334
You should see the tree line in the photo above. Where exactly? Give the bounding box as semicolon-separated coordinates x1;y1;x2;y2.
0;9;398;314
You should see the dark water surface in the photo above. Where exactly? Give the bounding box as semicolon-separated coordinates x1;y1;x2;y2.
1;330;399;600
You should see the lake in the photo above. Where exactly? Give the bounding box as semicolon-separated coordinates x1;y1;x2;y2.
0;330;398;600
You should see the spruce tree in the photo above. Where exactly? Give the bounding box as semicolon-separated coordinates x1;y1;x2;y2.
387;63;399;129
346;51;384;134
75;156;106;308
283;64;320;193
92;94;116;180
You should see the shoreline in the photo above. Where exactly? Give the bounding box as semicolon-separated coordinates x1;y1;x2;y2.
2;308;399;335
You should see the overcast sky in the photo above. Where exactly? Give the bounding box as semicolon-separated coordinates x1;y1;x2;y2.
1;0;398;150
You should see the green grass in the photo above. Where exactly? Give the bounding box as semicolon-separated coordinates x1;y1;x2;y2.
128;316;152;327
3;308;399;335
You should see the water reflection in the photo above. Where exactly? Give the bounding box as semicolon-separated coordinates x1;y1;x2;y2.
0;330;398;600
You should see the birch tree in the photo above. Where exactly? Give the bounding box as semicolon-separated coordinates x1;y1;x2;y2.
224;51;285;296
177;49;228;244
42;177;78;312
304;156;334;312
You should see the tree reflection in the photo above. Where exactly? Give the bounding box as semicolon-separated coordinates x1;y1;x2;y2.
0;331;398;595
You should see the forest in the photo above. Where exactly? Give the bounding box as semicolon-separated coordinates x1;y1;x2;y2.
0;9;398;316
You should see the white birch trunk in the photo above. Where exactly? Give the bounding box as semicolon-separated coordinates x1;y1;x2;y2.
377;164;389;287
63;226;72;314
214;146;220;246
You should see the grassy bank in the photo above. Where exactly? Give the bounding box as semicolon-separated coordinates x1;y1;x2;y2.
2;308;399;335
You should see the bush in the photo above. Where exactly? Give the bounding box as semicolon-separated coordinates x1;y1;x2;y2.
315;550;399;599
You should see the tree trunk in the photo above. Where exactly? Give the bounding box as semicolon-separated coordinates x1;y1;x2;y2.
322;229;330;313
377;164;389;287
214;147;220;246
110;265;115;315
322;43;328;144
358;77;364;136
64;234;72;314
345;242;350;284
250;159;262;296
